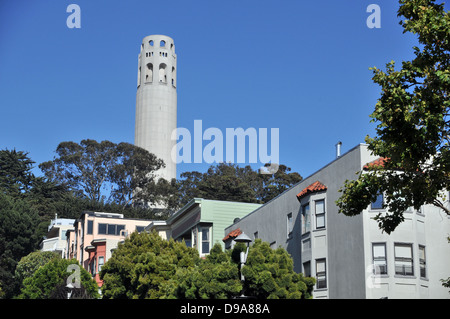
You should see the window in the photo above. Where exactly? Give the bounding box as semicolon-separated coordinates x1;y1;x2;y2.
98;223;107;235
136;226;145;233
315;200;325;229
201;227;210;254
98;256;104;273
302;203;310;234
372;243;387;275
302;238;311;251
159;63;167;83
87;220;93;235
287;213;293;237
145;63;153;83
371;193;384;210
303;261;311;277
98;223;125;236
419;245;426;278
160;40;166;47
107;224;116;235
394;243;414;276
254;231;259;240
138;66;141;86
149;40;154;46
172;66;176;87
90;257;96;276
117;225;125;236
316;259;327;289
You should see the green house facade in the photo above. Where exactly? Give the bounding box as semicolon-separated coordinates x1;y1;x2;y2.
147;198;261;256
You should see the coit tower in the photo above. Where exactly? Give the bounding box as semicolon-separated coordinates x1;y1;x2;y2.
135;35;177;182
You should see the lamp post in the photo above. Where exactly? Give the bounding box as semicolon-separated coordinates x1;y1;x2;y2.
66;282;74;299
234;232;252;298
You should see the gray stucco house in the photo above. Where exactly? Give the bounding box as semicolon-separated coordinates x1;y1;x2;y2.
224;143;450;299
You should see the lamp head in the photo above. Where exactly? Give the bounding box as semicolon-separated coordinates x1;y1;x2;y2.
234;233;252;245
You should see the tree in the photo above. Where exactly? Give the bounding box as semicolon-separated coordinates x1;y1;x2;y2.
18;258;99;299
0;149;35;198
15;251;60;290
172;243;242;299
39;139;165;206
100;231;199;299
241;240;315;299
100;231;315;299
173;163;302;210
258;164;303;203
337;0;450;233
0;194;40;298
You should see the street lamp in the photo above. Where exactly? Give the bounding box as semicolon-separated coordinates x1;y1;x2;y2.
66;282;74;299
234;232;252;298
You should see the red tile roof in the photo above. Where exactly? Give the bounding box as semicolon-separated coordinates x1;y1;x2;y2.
364;157;388;170
296;181;327;200
223;228;242;242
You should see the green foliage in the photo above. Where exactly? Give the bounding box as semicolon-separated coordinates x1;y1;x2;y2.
100;232;314;299
100;231;200;299
173;163;302;210
242;240;315;299
39;139;165;205
18;258;99;299
173;244;242;299
0;193;40;298
15;251;60;288
0;149;35;197
337;0;450;233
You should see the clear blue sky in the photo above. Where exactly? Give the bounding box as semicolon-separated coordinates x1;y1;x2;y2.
1;1;448;180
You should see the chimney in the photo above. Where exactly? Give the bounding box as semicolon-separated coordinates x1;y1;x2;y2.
336;141;342;158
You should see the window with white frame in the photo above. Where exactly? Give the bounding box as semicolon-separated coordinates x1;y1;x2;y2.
200;226;210;255
302;203;310;234
98;256;104;273
419;245;426;278
315;199;325;229
316;259;327;289
372;243;387;275
394;243;414;276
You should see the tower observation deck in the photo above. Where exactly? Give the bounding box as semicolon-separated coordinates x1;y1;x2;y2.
135;35;177;183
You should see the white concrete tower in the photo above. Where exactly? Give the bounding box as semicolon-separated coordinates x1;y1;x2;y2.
135;35;177;182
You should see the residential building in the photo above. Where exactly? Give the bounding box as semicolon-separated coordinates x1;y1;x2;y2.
67;211;153;286
40;215;75;257
224;143;450;299
146;198;262;257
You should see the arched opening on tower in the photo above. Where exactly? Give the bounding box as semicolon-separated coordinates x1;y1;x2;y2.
146;63;153;83
160;40;166;47
172;66;176;87
149;40;154;47
138;66;141;87
159;63;167;83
